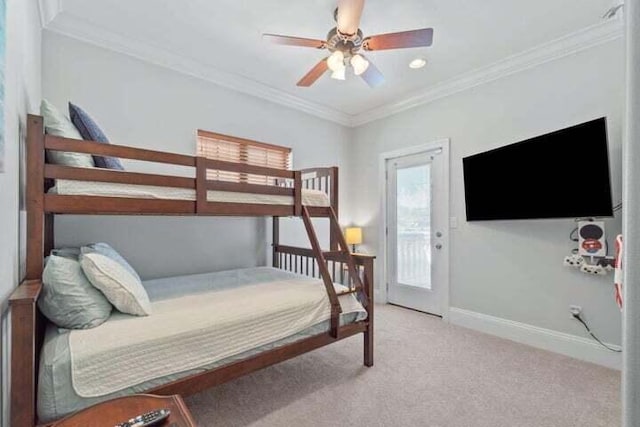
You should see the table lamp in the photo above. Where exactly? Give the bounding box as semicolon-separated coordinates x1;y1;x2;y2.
345;227;363;253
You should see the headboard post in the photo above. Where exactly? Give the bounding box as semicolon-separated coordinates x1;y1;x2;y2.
25;115;45;280
10;281;42;427
330;166;339;251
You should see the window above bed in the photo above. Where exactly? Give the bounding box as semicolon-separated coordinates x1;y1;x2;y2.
197;130;292;185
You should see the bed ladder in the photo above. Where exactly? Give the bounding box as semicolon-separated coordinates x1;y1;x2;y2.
301;206;367;338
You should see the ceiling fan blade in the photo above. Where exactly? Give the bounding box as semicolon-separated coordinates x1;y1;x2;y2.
263;33;326;49
360;58;384;88
337;0;365;35
364;28;434;51
297;58;329;87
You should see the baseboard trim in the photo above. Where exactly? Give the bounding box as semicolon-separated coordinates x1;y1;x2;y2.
449;307;621;370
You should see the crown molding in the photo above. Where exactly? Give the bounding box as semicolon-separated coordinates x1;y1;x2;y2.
43;12;622;128
351;20;624;127
37;0;62;28
44;13;354;126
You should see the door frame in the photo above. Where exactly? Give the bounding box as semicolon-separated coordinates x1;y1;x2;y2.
378;139;451;321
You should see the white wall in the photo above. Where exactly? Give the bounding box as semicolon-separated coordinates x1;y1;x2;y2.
42;25;624;358
347;41;625;345
42;32;351;280
623;2;640;422
0;0;42;424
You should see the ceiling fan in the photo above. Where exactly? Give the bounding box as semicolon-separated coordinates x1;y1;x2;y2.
263;0;434;88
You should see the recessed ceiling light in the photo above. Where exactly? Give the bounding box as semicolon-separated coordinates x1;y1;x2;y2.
409;58;427;69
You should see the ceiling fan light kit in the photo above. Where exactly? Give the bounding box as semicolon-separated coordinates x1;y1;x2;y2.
263;0;434;88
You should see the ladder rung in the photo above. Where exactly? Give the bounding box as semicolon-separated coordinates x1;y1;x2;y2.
336;288;362;297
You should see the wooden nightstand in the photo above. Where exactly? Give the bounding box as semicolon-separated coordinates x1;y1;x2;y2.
52;394;197;427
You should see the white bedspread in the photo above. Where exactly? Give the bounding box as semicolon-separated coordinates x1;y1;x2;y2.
51;179;330;206
68;279;365;397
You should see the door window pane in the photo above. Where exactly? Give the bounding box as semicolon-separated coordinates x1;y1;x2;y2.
396;164;431;288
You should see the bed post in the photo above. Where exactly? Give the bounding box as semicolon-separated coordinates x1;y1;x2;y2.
10;115;46;427
272;217;280;268
10;283;42;427
293;171;302;216
25;115;45;280
195;157;207;214
330;167;339;251
359;255;375;367
44;214;54;257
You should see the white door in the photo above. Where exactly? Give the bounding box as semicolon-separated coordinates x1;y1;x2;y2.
386;147;448;315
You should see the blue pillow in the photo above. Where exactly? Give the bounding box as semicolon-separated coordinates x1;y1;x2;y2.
68;103;125;170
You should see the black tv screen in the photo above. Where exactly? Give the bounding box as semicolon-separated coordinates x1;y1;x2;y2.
463;118;613;221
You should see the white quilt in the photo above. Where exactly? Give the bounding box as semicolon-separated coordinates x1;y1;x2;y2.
68;279;365;397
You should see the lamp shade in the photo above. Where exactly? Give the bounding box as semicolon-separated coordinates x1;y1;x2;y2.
327;50;345;72
345;227;363;245
350;54;370;76
331;67;346;80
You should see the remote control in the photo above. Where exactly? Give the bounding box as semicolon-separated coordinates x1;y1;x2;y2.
115;408;171;427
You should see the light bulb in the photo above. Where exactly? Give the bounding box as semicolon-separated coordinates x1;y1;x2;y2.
350;54;369;76
331;67;346;81
327;51;345;72
409;58;427;69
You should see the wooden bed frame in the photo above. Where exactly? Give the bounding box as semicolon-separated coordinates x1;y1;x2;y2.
9;115;375;427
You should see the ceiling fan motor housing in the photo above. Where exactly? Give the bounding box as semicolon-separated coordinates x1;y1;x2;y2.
326;28;364;58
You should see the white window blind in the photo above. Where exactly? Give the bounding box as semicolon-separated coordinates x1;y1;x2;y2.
197;130;292;185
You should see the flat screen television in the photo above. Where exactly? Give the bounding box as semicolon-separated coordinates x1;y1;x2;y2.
463;118;613;221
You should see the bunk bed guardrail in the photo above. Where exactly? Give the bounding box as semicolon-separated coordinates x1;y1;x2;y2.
41;139;338;217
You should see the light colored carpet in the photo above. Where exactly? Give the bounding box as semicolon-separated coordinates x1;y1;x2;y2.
185;304;620;427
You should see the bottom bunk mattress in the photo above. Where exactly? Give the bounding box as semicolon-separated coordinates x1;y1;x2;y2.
38;267;367;422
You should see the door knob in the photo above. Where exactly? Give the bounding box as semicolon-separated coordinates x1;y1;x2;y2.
435;243;443;250
435;232;443;238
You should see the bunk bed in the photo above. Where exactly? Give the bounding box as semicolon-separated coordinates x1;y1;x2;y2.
10;115;375;427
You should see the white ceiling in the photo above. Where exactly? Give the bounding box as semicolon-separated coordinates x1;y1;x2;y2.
47;0;619;124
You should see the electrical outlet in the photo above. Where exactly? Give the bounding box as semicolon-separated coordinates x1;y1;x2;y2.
569;305;582;316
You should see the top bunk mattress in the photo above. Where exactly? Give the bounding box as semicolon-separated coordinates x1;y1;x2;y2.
49;179;330;207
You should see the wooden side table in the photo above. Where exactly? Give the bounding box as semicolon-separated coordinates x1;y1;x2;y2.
52;394;197;427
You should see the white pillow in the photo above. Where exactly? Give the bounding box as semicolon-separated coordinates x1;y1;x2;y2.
41;99;95;168
80;253;152;316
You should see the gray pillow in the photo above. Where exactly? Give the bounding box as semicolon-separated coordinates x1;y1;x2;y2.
40;100;95;168
38;255;112;329
80;253;152;316
81;243;141;282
